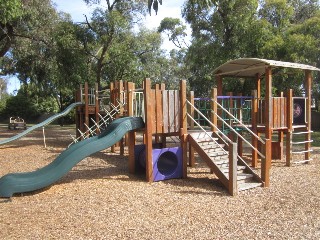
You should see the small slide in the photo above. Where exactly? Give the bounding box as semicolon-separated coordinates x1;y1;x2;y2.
0;102;83;145
0;117;144;198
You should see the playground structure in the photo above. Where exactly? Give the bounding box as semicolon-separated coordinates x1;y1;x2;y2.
73;58;319;195
0;58;319;197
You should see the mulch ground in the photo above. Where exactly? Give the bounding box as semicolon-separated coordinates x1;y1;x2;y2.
0;125;319;239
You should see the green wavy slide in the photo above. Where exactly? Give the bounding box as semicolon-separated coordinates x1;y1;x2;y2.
0;102;83;145
0;117;144;198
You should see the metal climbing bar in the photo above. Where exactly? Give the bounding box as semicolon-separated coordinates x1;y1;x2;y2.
212;99;265;159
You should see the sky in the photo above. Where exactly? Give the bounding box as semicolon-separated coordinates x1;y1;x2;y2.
7;0;189;94
52;0;190;50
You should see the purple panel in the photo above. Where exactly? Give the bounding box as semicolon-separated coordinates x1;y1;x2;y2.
152;147;183;181
134;145;183;181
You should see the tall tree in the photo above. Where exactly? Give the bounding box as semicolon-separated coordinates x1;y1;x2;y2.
183;0;259;95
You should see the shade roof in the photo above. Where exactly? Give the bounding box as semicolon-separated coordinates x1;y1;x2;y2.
213;58;320;78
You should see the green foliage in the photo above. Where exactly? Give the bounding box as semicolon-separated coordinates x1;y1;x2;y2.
182;0;320;96
2;90;59;122
0;0;23;24
158;18;188;49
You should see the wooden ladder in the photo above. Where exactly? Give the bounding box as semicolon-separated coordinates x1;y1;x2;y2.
189;132;263;195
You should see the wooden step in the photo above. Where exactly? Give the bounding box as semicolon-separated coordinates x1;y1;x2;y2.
196;137;219;143
236;173;254;184
201;144;225;151
208;151;226;157
238;182;262;191
189;131;214;139
221;165;246;174
210;155;229;162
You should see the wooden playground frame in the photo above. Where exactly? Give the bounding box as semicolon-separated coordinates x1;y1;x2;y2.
74;58;320;195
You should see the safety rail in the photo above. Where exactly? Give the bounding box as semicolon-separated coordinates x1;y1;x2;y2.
214;99;265;159
97;89;111;111
187;99;230;154
187;99;264;195
291;130;313;155
192;96;252;128
132;90;145;118
80;87;96;105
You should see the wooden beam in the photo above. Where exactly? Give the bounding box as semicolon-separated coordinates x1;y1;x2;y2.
251;90;258;167
180;80;188;178
304;70;312;161
265;67;273;139
229;142;238;196
262;138;271;187
263;67;272;187
286;89;293;166
144;78;153;182
211;88;218;131
84;82;89;137
189;91;194;130
127;82;136;173
95;83;100;134
255;73;261;99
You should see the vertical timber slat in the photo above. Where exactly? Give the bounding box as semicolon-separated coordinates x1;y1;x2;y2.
144;78;153;182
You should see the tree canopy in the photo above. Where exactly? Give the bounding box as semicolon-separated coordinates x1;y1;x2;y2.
0;0;319;121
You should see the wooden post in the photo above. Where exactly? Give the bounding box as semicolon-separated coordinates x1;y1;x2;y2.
188;91;195;167
189;139;195;167
189;91;194;130
255;73;261;101
262;138;271;187
110;82;116;153
76;84;82;138
263;67;273;187
118;80;124;115
251;90;258;167
229;142;238;196
84;82;89;137
144;78;153;182
95;83;100;134
180;80;188;178
304;70;312;162
286;89;293;166
216;75;223;130
211;88;218;132
155;84;163;143
227;92;233;141
160;83;166;147
127;82;136;173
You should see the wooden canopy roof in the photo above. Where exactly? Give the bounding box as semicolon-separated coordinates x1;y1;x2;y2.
213;58;320;78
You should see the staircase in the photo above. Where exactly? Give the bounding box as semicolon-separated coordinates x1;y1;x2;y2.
189;132;263;195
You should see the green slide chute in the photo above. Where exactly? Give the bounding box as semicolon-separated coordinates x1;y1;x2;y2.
0;102;83;145
0;117;144;198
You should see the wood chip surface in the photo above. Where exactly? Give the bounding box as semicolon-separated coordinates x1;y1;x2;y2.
0;126;319;239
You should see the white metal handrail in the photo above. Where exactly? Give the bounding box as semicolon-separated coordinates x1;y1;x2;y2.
187;100;231;153
187;112;228;155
